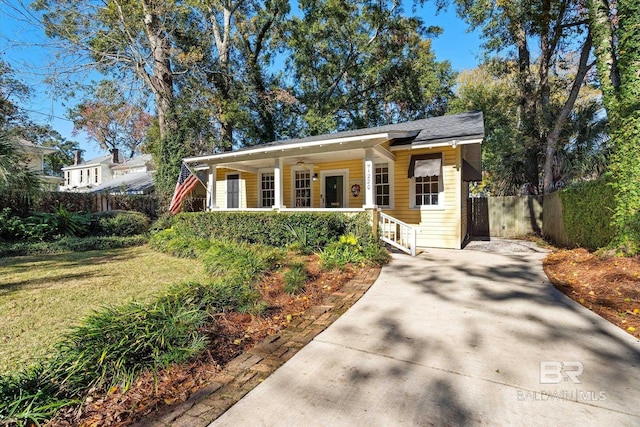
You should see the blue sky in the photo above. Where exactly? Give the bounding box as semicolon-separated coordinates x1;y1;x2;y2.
0;1;483;161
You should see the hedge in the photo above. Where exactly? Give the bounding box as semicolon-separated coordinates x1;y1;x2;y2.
167;211;374;250
559;177;616;250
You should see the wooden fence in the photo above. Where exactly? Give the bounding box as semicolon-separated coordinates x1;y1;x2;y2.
0;191;160;219
468;196;543;239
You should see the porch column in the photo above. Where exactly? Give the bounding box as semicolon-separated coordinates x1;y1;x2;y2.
207;165;217;210
364;148;375;209
273;157;284;209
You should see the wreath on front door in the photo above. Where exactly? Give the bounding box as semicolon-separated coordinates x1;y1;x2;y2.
351;184;361;197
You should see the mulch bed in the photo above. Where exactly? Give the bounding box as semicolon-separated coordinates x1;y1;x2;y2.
50;255;356;427
543;248;640;339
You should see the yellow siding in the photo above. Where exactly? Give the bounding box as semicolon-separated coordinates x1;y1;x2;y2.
313;158;364;208
215;168;254;209
382;146;462;249
210;143;467;249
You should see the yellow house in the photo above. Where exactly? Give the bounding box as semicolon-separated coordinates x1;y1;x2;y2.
184;112;484;253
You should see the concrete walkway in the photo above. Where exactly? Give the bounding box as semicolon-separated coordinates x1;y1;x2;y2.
211;244;640;426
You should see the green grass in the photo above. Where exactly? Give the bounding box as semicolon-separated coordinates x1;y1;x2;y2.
0;245;204;375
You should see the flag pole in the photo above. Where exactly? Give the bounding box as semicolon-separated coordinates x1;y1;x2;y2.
182;161;212;210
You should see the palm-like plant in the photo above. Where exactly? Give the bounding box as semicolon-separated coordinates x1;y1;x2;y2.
0;131;42;198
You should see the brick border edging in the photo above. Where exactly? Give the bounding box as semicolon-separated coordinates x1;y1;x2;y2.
137;266;381;427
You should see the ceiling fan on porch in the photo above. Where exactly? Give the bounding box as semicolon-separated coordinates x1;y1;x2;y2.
295;158;312;169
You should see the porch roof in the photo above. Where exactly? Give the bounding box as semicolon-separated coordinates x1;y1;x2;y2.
184;111;484;170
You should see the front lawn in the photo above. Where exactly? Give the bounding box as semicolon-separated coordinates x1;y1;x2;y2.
0;245;204;374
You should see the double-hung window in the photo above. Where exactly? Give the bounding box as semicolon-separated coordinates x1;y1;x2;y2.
294;170;311;207
409;154;443;208
375;163;391;207
260;172;275;208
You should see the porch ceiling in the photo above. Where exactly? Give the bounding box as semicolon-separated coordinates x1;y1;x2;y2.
191;136;395;172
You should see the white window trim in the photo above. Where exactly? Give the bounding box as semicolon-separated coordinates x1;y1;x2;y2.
225;172;242;209
410;153;445;210
291;166;314;208
373;161;394;209
319;169;349;209
257;168;275;208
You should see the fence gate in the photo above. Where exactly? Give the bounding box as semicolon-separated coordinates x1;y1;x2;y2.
468;197;490;237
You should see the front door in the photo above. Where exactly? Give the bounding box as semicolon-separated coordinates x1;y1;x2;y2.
325;175;344;208
227;174;239;208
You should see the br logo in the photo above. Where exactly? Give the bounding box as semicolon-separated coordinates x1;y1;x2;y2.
540;361;584;384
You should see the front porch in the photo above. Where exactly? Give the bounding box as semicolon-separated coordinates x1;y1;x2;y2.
181;112;484;250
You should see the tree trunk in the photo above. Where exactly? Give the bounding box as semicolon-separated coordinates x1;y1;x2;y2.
514;23;540;193
141;0;175;140
542;31;593;193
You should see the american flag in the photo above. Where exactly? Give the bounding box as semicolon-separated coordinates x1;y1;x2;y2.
169;163;200;215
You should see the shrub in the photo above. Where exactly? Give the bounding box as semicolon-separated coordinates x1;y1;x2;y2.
319;233;389;270
170;211;370;249
560;178;616;250
0;208;26;241
201;240;282;283
49;300;208;396
0;365;77;426
150;212;175;234
0;236;148;257
26;206;92;241
284;262;308;294
92;210;150;237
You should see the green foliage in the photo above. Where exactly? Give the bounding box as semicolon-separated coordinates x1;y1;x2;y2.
0;365;77;427
171;211;372;249
0;207;26;241
319;233;388;270
0;206;91;242
559;177;616;250
148;228;211;259
0;235;148;257
587;0;640;254
91;210;150;236
50;300;208;396
284;262;308;295
150;212;175;233
202;240;282;282
608;114;640;254
287;0;455;133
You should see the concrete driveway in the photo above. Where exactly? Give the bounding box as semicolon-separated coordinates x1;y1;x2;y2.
212;243;640;426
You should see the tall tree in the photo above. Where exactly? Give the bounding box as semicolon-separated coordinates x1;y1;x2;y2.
287;0;456;135
33;0;178;140
69;80;151;159
441;0;594;194
588;0;640;253
450;63;608;194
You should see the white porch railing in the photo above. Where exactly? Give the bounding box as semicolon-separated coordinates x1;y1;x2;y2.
378;211;417;256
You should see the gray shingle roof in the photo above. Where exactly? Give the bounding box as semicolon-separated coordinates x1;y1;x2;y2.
89;171;155;195
230;111;484;153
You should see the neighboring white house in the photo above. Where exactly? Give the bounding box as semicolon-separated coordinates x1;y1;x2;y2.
60;149;155;195
16;139;64;191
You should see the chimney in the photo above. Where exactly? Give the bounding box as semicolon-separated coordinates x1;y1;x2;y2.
74;150;82;166
110;148;120;164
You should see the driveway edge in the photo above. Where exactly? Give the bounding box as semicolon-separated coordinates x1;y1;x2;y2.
135;266;382;427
